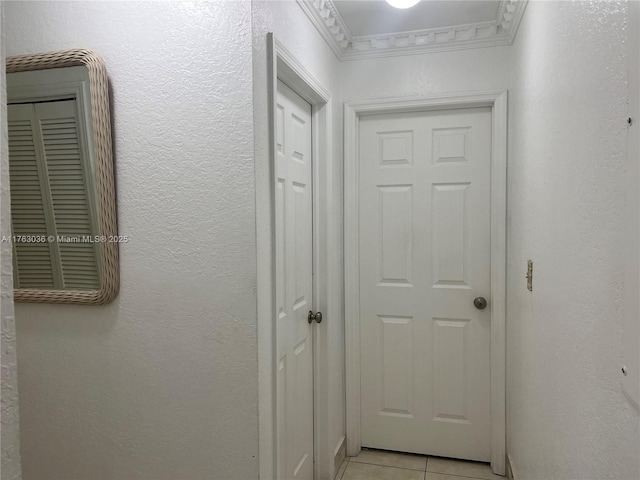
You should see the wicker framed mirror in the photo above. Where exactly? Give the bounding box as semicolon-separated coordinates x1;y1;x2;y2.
6;49;118;304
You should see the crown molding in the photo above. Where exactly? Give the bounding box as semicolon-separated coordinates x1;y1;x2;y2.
297;0;528;61
296;0;351;59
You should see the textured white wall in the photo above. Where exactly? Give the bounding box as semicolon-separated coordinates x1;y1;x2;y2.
623;0;640;412
507;2;640;479
0;3;22;479
252;2;345;478
4;2;638;480
341;46;512;101
4;2;258;479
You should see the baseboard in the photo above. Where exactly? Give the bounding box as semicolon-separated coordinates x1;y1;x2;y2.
506;454;518;480
333;436;346;480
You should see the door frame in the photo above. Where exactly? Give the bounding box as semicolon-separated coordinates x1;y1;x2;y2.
258;34;334;480
344;92;508;476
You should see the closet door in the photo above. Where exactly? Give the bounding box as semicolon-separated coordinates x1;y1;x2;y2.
8;99;100;290
275;80;314;480
359;107;493;461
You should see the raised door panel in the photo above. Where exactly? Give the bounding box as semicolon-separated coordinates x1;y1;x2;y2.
432;318;470;423
379;315;414;418
378;185;413;286
432;183;470;288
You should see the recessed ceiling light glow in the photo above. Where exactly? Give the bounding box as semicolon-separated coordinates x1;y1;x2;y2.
385;0;420;9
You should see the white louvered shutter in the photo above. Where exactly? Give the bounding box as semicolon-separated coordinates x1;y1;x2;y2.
7;99;101;290
8;103;56;288
38;101;100;289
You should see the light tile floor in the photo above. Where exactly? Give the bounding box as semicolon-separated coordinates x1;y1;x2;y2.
336;449;504;480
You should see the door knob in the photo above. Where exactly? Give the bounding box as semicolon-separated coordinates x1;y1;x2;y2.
308;310;323;324
473;297;487;310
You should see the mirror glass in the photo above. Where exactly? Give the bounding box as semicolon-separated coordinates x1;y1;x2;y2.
6;50;118;305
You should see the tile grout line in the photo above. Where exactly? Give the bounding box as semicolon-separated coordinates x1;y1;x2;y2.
350;459;428;472
426;456;498;480
347;451;494;480
430;476;488;480
425;471;495;480
344;461;488;480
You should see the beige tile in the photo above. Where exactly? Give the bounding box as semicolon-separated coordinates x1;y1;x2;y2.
426;473;486;480
427;457;502;480
335;458;349;480
352;449;427;471
342;462;425;480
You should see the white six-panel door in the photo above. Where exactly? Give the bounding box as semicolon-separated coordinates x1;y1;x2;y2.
359;107;492;461
276;80;314;480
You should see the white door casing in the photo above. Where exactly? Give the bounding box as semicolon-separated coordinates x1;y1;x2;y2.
358;108;492;461
259;36;336;480
344;92;507;475
276;79;314;480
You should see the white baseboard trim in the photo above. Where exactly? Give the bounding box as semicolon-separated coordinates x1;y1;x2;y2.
333;436;346;480
507;454;518;480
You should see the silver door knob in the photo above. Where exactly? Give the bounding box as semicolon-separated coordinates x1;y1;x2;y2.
308;311;323;324
473;297;487;310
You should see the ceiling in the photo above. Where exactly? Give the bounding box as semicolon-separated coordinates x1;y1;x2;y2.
297;0;527;60
333;1;501;38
